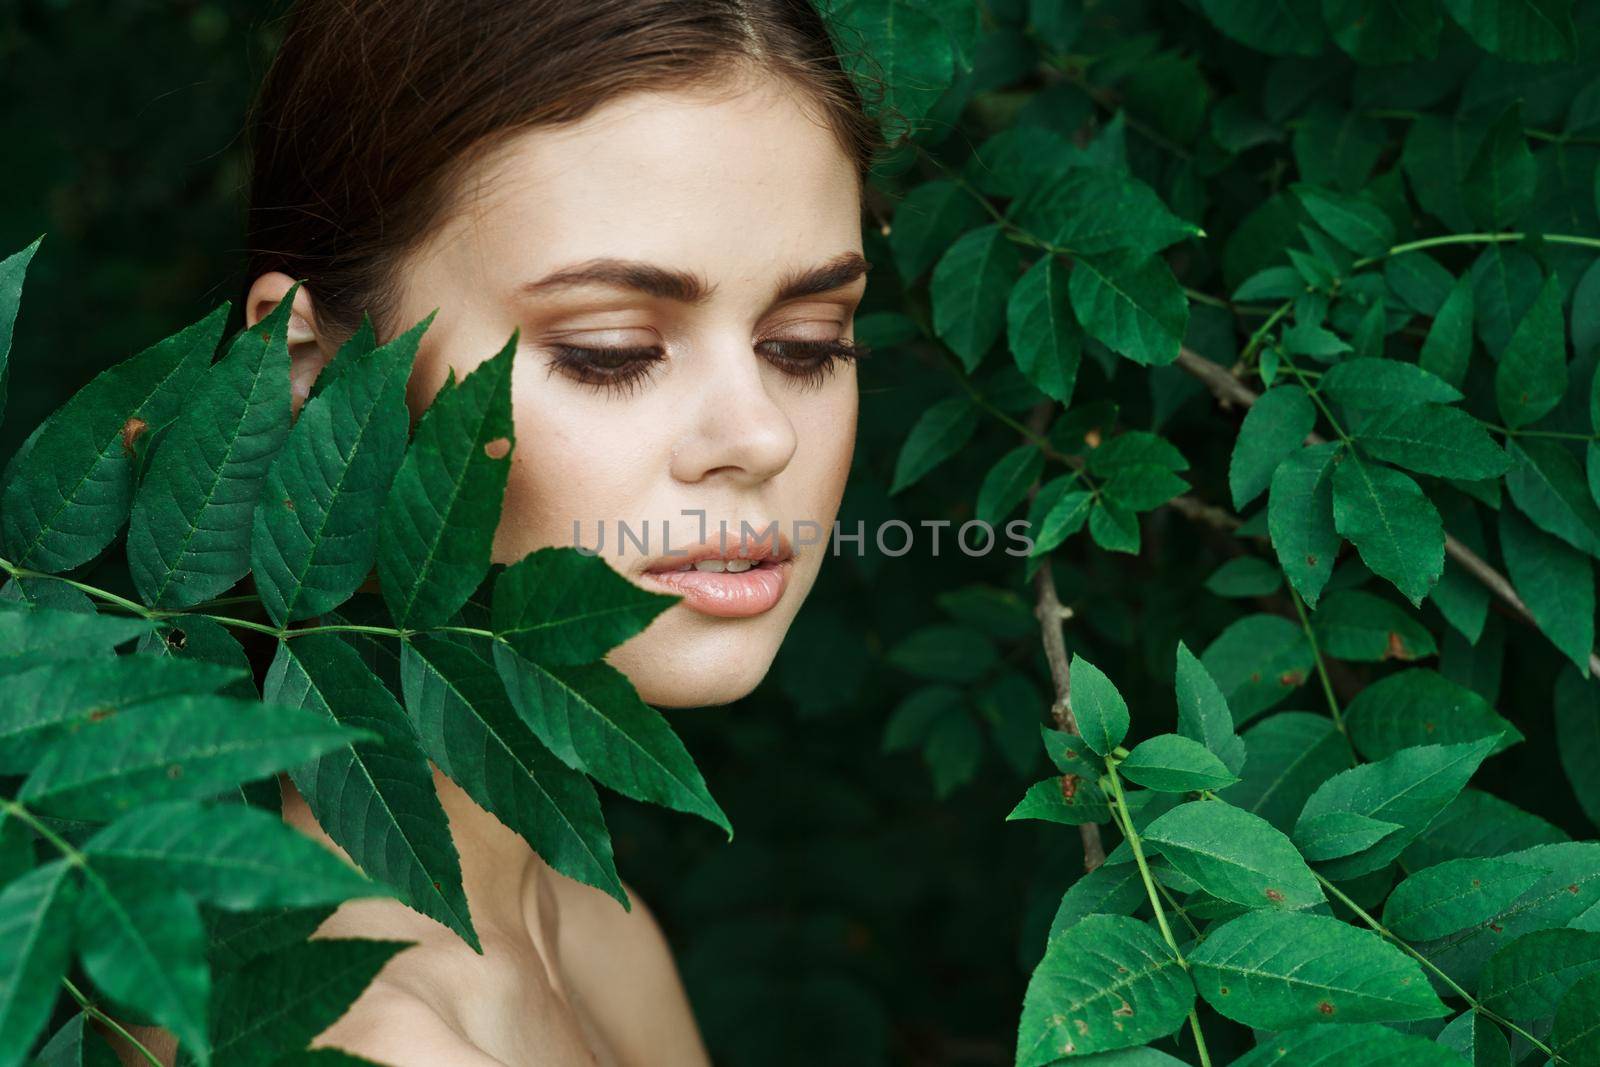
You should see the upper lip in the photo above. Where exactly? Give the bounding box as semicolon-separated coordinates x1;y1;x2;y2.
640;527;794;573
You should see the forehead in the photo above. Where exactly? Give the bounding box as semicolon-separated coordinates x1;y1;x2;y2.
436;73;862;287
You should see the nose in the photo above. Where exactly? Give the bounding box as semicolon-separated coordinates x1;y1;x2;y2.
669;336;798;487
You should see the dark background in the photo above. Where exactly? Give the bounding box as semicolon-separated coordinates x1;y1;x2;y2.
2;2;1588;1065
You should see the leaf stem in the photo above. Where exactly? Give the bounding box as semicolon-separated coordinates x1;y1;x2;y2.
63;978;165;1067
1287;586;1353;759
0;560;156;619
1312;872;1561;1063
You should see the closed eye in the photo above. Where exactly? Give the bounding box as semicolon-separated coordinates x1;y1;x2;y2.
546;337;870;397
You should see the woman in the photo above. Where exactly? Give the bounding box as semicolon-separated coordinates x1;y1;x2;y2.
117;1;881;1064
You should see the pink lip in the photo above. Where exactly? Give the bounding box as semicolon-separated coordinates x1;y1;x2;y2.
637;529;795;618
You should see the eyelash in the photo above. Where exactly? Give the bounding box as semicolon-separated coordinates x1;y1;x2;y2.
546;337;871;397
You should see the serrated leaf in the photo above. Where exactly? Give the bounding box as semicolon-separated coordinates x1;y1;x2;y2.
0;861;77;1067
1345;668;1521;760
827;0;956;138
1296;185;1394;257
263;635;478;951
1030;488;1094;557
1199;0;1326;55
0;238;41;426
1495;273;1567;430
1204;557;1283;598
1200;614;1314;724
932;224;1018;371
1444;0;1576;62
400;638;626;906
1481;928;1600;1022
887;624;997;682
888;180;987;281
1556;971;1600;1065
1295;736;1497;879
889;395;978;494
1006;256;1080;403
1228;1022;1471;1066
1014;169;1201;258
1320;358;1462;424
1088;496;1141;553
1555;666;1600;829
1048;864;1148;939
1383;858;1547;941
1231;386;1316;510
1190;910;1446;1027
1353;404;1510;481
1006;773;1112;825
208;938;410;1067
1145;800;1321;910
1332;453;1444;606
251;316;423;625
1015;914;1193;1065
1500;505;1594;674
1437;1010;1511;1067
974;444;1044;527
0;606;151;679
1292;811;1401;862
1419;273;1476;388
30;1014;120;1067
1269;442;1342;606
1068;251;1187;366
0;305;222;572
1325;0;1445;64
127;294;297;608
1119;735;1239;792
1464;104;1536;229
491;547;676;666
18;695;361;821
377;336;515;629
82;800;380;911
493;645;730;837
1504;438;1600;556
1311;588;1437;663
1068;654;1128;755
1174;641;1245;774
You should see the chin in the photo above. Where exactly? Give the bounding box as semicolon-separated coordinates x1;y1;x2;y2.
605;609;788;708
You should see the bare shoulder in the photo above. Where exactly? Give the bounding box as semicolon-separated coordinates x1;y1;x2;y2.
312;983;511;1067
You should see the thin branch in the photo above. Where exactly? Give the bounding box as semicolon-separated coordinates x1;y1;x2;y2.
1173;348;1600;678
1033;558;1107;871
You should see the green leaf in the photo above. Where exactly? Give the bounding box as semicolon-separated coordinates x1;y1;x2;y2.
1231;386;1316;510
1048;864;1147;938
1555;666;1600;829
974;444;1044;527
1345;668;1522;761
1190;910;1447;1027
1;305;222;572
493;645;731;837
1013;169;1201;258
76;864;209;1064
1015;914;1193;1065
1419;273;1476;389
1204;557;1283;598
1029;488;1094;557
1005;256;1080;404
1269;442;1342;606
127;293;297;608
1311;589;1437;663
1324;0;1445;64
208;938;410;1067
1295;736;1498;879
1174;641;1245;774
251;316;424;624
1495;273;1567;430
1556;971;1600;1065
931;224;1018;371
889;396;978;493
263;635;478;951
1228;1023;1472;1066
1332;452;1444;606
1006;773;1112;825
888;180;987;281
18;695;362;821
1119;735;1239;792
1464;104;1536;229
1200;614;1314;724
0;237;41;426
1437;1010;1511;1067
0;861;78;1067
0;606;151;680
400;638;626;906
1481;928;1600;1021
886;624;997;682
1383;858;1548;941
1068;251;1188;366
1088;497;1141;553
826;0;957;139
491;547;676;666
1499;505;1594;674
1068;654;1128;756
1198;0;1326;55
1296;186;1394;258
377;336;515;629
1504;438;1600;556
1353;404;1510;481
1443;0;1576;61
0;656;243;773
1291;812;1402;862
30;1014;120;1067
1144;800;1322;909
1320;358;1462;422
82;800;380;911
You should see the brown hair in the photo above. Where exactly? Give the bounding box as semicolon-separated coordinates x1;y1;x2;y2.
244;0;882;341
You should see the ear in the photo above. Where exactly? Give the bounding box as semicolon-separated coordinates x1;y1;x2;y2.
246;271;336;415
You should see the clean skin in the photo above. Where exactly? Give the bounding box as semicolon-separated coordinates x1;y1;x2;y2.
112;69;866;1067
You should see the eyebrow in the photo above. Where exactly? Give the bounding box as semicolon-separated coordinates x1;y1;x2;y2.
516;251;871;306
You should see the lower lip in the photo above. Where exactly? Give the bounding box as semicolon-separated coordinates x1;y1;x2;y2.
639;559;792;618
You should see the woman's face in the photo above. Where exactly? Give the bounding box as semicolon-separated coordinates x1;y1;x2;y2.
257;71;865;707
